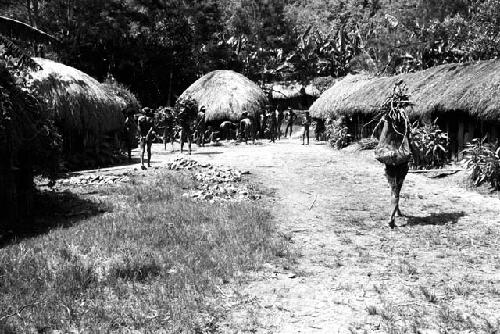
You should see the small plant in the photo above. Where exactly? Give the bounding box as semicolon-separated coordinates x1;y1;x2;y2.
326;121;352;149
463;136;500;190
410;119;450;169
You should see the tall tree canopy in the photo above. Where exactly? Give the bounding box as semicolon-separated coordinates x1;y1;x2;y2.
2;0;500;106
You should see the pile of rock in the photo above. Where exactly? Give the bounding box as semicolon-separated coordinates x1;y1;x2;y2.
167;157;259;202
56;173;131;187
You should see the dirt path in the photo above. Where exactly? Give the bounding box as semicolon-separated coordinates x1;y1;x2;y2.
82;140;500;333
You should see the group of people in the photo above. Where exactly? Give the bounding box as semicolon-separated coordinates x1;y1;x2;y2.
238;105;317;145
123;104;325;170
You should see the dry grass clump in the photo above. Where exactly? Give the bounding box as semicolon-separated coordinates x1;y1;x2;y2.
177;70;268;122
0;171;288;333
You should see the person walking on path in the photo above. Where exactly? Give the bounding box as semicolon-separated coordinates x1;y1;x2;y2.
302;111;311;145
137;107;155;169
373;80;414;229
284;107;296;138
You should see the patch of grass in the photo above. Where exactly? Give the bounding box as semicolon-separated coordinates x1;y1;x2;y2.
0;170;289;333
420;286;439;304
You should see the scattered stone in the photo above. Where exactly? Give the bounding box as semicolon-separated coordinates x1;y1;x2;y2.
167;157;260;203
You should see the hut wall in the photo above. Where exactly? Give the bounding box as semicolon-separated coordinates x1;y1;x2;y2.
436;112;500;160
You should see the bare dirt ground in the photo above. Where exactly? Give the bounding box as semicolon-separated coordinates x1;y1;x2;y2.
77;137;500;333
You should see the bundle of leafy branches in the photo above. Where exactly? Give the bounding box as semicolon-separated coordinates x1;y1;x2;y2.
174;96;198;122
371;80;413;165
463;136;500;190
410;119;450;169
0;48;61;179
376;80;412;135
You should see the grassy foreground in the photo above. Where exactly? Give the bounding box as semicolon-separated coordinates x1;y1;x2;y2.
0;170;289;333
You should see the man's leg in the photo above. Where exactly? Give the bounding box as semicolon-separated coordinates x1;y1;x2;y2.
180;129;185;153
140;138;146;169
147;140;152;167
306;127;310;145
163;130;167;150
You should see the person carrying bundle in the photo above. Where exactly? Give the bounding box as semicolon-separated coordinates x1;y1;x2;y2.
372;80;414;229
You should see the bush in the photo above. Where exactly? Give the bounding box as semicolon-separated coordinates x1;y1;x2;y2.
326;121;352;149
410;119;450;169
463;136;500;190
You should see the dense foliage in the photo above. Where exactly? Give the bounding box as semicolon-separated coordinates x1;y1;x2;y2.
410;119;450;169
463;137;500;190
2;0;500;107
0;44;61;178
326;120;352;149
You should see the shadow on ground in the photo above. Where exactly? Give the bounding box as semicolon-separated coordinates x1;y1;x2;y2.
403;211;466;227
193;151;224;155
0;190;109;247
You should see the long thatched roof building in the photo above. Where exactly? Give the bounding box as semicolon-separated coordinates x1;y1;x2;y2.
310;60;500;158
310;60;500;121
177;70;268;122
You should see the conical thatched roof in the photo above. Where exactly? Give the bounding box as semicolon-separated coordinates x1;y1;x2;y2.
310;60;500;121
27;58;125;134
177;70;268;121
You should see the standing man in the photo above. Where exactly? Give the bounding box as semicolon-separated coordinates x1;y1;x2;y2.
138;107;155;170
196;106;207;147
178;106;194;155
276;107;285;140
161;107;175;151
284;107;296;138
123;107;136;161
302;111;311;145
260;106;269;139
314;118;326;141
268;107;278;143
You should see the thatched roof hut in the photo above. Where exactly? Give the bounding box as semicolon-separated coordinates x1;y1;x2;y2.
177;70;268;122
27;58;125;135
310;60;500;121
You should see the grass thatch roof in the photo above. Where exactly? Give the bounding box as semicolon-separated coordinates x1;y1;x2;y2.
177;70;268;122
101;81;141;115
310;60;500;121
27;58;125;134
